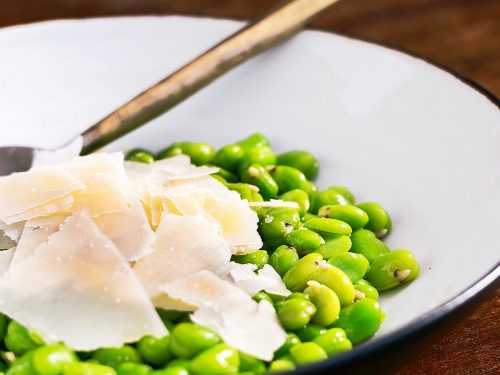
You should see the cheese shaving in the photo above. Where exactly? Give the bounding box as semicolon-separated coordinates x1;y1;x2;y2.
227;263;291;297
0;248;15;276
0;166;84;220
159;270;286;361
0;214;167;350
134;214;231;308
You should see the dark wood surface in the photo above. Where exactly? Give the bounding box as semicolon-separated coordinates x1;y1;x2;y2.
0;1;499;374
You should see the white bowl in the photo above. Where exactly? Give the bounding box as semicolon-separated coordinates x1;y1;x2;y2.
0;16;499;372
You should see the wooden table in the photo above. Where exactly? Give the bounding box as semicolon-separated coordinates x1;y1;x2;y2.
1;0;499;374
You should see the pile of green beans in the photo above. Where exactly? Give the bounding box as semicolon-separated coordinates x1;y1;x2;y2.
0;134;419;375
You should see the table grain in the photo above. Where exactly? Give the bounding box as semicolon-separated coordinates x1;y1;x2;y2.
0;1;499;374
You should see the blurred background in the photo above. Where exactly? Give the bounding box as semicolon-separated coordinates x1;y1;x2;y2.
0;1;498;374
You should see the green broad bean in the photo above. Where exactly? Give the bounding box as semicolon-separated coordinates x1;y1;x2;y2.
91;346;142;368
232;250;269;269
315;234;352;259
312;328;352;356
277;299;316;330
354;280;379;300
318;205;368;230
285;229;324;254
156;143;186;160
115;363;151;375
286;292;310;301
267;166;310;194
5;321;42;355
350;229;390;263
334;298;384;344
150;368;188;375
238;146;277;173
0;313;7;342
328;253;369;284
259;208;301;250
303;281;341;326
304;217;352;236
32;344;77;375
310;188;350;214
283;253;355;305
268;357;295;373
212;144;245;172
274;333;301;358
279;190;310;217
170;323;221;359
328;186;356;204
356;202;392;238
137;335;173;367
269;245;299;277
226;183;256;201
252;291;273;304
289;343;327;366
294;324;327;342
156;309;187;324
214;168;239;183
64;363;117;375
307;265;356;307
235;133;269;152
238;353;265;374
125;149;155;164
276;151;319;180
165;360;190;369
302;213;317;222
180;143;215;166
240;165;279;200
6;353;36;375
365;250;420;291
283;253;324;291
304;181;318;196
190;344;239;375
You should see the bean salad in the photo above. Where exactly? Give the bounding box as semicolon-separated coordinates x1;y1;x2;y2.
0;133;419;375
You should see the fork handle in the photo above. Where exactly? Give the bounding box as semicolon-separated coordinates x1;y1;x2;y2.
80;0;339;155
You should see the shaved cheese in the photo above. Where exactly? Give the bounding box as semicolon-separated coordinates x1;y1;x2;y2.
0;248;15;275
0;214;167;350
227;263;291;297
0;221;25;243
249;200;300;209
93;203;154;261
0;166;83;220
166;188;262;252
152;157;219;180
62;154;133;217
160;271;286;360
62;153;129;193
12;214;68;265
134;214;231;308
2;195;73;225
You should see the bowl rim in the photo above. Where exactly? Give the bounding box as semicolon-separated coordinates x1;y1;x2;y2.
1;15;499;373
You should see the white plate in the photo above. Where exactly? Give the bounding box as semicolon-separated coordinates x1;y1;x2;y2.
0;16;499;370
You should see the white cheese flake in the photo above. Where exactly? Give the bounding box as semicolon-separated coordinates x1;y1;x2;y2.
227;263;291;297
0;214;167;350
160;270;286;361
11;214;68;265
0;166;84;221
0;248;15;276
93;203;154;262
134;214;231;308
